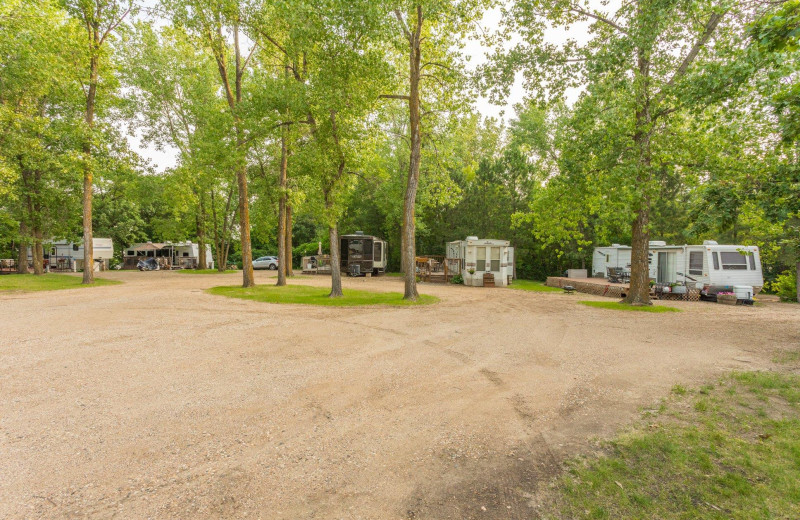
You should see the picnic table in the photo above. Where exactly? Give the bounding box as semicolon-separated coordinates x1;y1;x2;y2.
606;267;630;284
0;259;17;273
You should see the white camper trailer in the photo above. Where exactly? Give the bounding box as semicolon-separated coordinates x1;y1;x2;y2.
592;244;632;277
592;241;764;294
29;238;114;271
447;237;515;287
122;241;214;270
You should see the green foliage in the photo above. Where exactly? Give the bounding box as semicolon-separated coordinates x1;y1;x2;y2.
554;372;800;518
206;284;438;307
578;301;681;313
450;273;463;285
770;270;798;302
0;274;120;292
178;269;239;274
1;0;797;304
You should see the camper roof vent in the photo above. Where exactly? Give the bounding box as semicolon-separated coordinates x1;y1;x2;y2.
466;236;479;240
612;243;621;247
354;230;364;235
703;240;718;245
649;240;667;247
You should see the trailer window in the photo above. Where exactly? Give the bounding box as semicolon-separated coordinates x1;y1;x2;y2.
720;252;747;270
749;254;755;270
373;242;382;262
476;247;486;271
348;240;363;258
491;247;500;271
689;252;703;275
712;252;719;270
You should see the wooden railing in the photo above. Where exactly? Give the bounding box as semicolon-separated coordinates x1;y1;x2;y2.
416;255;462;283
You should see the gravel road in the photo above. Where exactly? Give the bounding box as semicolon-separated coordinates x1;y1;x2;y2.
1;271;798;519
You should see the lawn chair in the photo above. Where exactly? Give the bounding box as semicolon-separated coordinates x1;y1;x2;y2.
607;267;625;283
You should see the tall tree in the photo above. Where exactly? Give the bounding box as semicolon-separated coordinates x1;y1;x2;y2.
385;0;489;300
64;0;131;283
164;0;262;287
496;0;776;304
0;0;84;274
251;0;392;297
123;22;236;270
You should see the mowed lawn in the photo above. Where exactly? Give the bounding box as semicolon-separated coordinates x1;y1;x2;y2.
177;269;239;274
509;279;563;292
552;371;800;519
207;283;438;306
0;273;120;292
579;300;681;313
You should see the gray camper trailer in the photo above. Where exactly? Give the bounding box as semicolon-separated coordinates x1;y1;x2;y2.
340;232;388;276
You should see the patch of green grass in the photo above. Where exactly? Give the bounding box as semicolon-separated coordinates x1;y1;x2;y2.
553;371;800;519
206;283;438;307
671;384;688;396
0;273;120;292
509;279;563;292
578;300;681;313
773;350;800;365
385;272;404;277
177;269;239;274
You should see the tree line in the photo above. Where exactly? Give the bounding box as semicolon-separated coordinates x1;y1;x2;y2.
1;0;798;303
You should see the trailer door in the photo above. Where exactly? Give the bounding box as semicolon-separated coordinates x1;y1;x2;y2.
657;252;677;283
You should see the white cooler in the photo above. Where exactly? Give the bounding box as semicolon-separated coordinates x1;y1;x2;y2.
734;285;753;300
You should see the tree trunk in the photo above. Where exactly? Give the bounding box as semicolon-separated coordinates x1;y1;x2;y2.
402;5;423;301
32;231;43;275
285;204;294;276
276;127;288;286
329;223;343;297
796;261;799;304
22;167;44;275
82;49;99;284
197;195;207;270
623;47;653;305
33;169;44;275
236;137;255;288
16;222;28;274
211;189;229;273
625;207;652;304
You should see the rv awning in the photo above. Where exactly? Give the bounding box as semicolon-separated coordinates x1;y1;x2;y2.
129;243;166;251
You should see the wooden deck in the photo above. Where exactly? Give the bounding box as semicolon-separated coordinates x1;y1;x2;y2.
546;277;701;301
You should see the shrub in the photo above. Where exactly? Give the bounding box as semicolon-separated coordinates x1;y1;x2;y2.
450;274;463;284
771;269;797;302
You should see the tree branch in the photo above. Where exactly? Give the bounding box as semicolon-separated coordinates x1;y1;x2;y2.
394;9;412;41
379;94;410;101
568;5;627;33
99;3;132;46
654;10;727;107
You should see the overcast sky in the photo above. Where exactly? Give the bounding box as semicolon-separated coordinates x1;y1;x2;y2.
130;3;614;172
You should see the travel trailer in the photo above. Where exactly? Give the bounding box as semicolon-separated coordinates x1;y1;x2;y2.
122;241;214;270
340;232;388;276
447;237;515;287
29;238;114;271
592;241;764;294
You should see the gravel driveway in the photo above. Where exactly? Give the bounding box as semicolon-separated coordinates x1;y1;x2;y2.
1;271;798;519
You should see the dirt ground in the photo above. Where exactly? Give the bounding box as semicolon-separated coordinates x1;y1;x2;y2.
1;271;798;519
